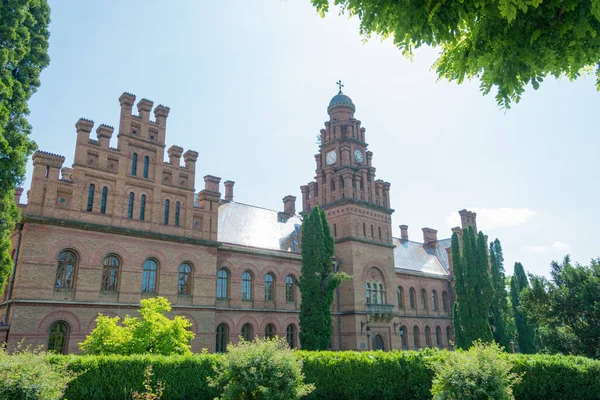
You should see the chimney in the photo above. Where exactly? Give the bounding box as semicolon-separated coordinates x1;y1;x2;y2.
458;209;478;233
451;226;462;236
422;227;438;245
14;188;23;204
224;180;235;202
283;195;296;215
203;175;221;193
399;225;409;241
168;145;183;166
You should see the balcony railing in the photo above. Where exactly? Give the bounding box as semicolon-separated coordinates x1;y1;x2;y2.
366;303;394;321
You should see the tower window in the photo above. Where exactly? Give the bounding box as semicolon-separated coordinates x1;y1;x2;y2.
143;156;149;179
164;199;170;225
127;192;134;219
378;226;382;239
371;225;374;238
334;223;337;237
131;153;138;176
100;186;108;214
363;223;366;236
87;184;95;212
175;201;180;226
140;194;146;221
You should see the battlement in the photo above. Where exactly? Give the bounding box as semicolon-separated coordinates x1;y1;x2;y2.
32;151;65;167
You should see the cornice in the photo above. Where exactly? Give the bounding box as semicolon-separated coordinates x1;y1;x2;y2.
219;243;302;261
394;268;451;280
321;198;394;215
334;235;396;249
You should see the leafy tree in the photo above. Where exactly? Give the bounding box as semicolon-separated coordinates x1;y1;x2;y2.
311;0;600;108
489;239;512;350
521;256;600;359
510;262;536;354
298;206;349;350
0;0;50;296
451;227;493;349
80;297;194;355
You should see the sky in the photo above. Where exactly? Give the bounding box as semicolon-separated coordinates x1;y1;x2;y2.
23;0;600;278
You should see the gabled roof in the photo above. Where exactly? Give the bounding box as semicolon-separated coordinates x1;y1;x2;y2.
392;237;451;276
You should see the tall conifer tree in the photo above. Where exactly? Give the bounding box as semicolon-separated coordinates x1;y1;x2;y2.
510;262;536;353
489;239;511;350
298;207;349;350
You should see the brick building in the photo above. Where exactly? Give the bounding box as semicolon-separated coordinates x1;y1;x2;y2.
1;89;478;353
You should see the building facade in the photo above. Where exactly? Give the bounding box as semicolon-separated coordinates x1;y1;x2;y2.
1;90;478;353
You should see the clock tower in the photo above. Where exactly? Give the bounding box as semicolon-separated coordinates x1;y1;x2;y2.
300;84;395;350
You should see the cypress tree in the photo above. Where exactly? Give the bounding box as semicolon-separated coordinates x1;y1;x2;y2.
510;262;536;353
298;206;349;350
489;239;511;350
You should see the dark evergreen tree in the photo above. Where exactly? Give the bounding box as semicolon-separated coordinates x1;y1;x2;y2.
489;239;511;350
510;262;536;353
298;207;349;350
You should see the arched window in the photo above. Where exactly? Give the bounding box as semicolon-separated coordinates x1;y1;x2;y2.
142;259;158;293
264;273;274;301
436;326;443;348
363;223;366;236
265;323;275;340
216;323;228;353
432;290;438;311
286;324;296;348
143;156;149;179
140;194;146;221
242;271;252;300
365;282;371;304
425;326;432;347
446;326;452;347
285;275;295;302
413;326;421;348
378;226;382;239
372;334;385;351
127;192;134;219
101;255;119;291
397;286;404;309
371;225;374;237
421;289;428;310
377;282;385;304
100;186;108;214
131;153;138;176
87;184;95;212
241;323;253;341
48;321;69;354
217;269;228;299
175;201;181;226
55;250;77;289
164;199;170;225
399;326;408;349
178;263;192;295
442;291;449;313
409;287;416;309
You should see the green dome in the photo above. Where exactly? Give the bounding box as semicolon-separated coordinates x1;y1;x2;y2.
327;92;355;114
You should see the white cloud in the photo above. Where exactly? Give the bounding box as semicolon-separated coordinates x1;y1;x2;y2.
552;241;570;251
446;207;536;230
524;241;570;254
525;245;548;254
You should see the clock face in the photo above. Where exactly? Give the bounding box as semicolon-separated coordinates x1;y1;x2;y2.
326;151;337;165
354;149;364;163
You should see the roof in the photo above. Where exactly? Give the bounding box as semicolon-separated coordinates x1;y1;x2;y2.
218;202;302;253
392;237;451;276
328;92;356;113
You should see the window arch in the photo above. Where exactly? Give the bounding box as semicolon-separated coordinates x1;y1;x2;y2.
142;259;158;293
101;255;119;292
432;290;438;311
286;324;296;348
131;153;138;176
371;224;374;237
366;281;385;304
127;192;134;219
140;194;146;221
143;156;149;179
363;223;366;236
442;291;449;313
265;323;276;340
425;326;432;347
55;250;77;289
48;321;69;354
285;275;295;302
399;326;408;349
446;326;452;347
217;269;229;299
397;286;404;309
409;287;416;309
87;184;95;212
100;186;108;214
436;326;443;348
413;326;421;348
164;199;170;225
178;263;192;295
175;201;181;226
242;271;253;300
216;323;228;353
378;226;382;239
421;288;428;310
241;323;253;341
372;334;385;351
264;273;274;301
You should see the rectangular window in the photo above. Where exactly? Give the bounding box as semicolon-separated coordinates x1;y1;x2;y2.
87;184;95;212
140;195;146;221
143;156;149;179
100;187;108;214
175;201;180;226
127;192;134;219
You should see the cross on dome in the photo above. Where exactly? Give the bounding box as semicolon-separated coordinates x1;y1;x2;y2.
336;80;344;94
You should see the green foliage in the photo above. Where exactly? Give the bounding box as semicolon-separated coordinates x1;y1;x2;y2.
79;296;194;355
489;239;512;350
520;256;600;359
132;365;164;400
311;0;600;108
0;0;49;296
209;337;314;400
0;344;74;400
298;206;350;350
431;341;521;400
451;227;494;349
510;263;536;354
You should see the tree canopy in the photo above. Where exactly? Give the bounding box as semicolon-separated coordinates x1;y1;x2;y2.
311;0;600;108
489;239;512;351
510;262;536;354
0;0;50;295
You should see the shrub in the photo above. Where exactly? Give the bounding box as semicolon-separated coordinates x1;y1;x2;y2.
132;365;164;400
0;344;74;400
209;337;314;400
430;342;521;400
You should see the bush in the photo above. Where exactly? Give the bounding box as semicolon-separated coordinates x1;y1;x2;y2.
209;337;314;400
0;344;74;400
431;342;520;400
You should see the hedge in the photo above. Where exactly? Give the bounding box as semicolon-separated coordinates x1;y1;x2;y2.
47;350;600;400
